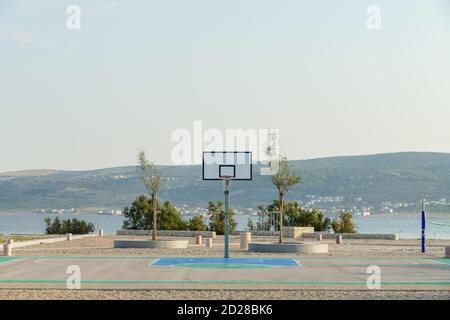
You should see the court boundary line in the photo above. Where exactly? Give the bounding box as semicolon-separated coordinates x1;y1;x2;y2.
8;256;446;261
149;258;160;266
292;259;302;267
0;279;449;285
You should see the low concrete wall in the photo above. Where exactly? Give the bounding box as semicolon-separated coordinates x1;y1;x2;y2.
303;232;399;240
117;230;216;238
11;234;96;248
114;239;188;249
248;242;328;254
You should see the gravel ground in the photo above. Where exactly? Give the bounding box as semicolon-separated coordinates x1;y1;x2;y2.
0;289;449;300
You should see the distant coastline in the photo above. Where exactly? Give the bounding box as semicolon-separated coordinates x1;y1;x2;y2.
1;152;449;213
1;212;450;239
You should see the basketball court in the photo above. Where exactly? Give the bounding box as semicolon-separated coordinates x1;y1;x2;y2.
1;152;449;293
1;255;449;290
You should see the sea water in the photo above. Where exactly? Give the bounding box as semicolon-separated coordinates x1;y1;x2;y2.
0;212;449;239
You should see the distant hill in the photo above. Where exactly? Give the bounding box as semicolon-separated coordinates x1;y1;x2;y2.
0;152;449;212
0;170;58;178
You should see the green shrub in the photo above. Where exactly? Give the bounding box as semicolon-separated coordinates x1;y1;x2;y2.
45;216;62;234
207;201;237;235
284;202;331;232
45;217;95;234
122;195;153;230
158;201;187;230
188;214;207;231
331;212;357;233
122;195;187;230
247;217;255;231
255;200;331;232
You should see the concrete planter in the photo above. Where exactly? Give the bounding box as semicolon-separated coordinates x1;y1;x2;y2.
114;240;188;249
117;230;216;238
248;242;328;254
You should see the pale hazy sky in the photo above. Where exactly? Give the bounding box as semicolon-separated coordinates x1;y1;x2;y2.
1;0;450;172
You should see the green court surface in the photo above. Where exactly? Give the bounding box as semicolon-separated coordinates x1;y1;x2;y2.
0;256;22;264
433;258;450;265
0;256;449;289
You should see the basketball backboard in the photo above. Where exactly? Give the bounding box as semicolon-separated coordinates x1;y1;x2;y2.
202;151;252;180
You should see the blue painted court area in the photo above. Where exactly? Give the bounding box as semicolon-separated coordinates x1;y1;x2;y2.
150;257;301;269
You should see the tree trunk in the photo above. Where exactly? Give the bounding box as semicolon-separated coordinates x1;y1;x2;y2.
278;194;284;244
152;193;157;241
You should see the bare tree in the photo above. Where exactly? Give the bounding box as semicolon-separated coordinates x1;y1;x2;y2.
271;155;301;244
137;150;164;240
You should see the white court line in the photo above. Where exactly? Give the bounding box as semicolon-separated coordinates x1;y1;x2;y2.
404;259;419;265
34;258;68;266
292;259;302;267
148;258;161;266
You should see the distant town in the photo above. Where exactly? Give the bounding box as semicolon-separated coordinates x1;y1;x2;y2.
37;196;450;218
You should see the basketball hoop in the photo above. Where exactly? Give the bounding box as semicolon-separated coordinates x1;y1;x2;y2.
202;151;252;258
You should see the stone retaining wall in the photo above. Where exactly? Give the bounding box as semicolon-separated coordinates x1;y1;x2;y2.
232;227;314;238
303;232;399;240
284;227;315;238
117;230;216;238
232;230;279;236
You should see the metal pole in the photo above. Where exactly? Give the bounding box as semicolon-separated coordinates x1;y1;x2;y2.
421;199;426;253
224;178;230;259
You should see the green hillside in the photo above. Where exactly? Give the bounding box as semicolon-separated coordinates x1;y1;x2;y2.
0;152;449;212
